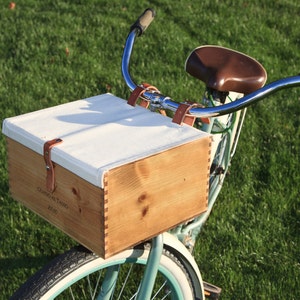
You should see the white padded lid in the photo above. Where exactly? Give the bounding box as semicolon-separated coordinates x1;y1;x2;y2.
2;94;209;188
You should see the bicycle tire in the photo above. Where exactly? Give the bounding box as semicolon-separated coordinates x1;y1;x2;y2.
10;244;196;300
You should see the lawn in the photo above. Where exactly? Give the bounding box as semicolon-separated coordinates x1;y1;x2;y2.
0;1;299;299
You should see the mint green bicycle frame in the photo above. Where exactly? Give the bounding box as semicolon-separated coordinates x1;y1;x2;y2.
120;9;300;299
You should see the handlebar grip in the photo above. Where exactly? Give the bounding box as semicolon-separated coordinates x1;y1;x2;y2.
130;8;156;36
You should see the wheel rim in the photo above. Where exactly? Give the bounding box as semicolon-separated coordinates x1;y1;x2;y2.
42;250;190;300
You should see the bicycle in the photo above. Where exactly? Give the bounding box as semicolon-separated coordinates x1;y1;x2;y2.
7;8;300;300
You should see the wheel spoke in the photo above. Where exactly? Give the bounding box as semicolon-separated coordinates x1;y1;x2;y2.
116;264;134;300
68;286;75;300
88;271;103;299
151;280;169;299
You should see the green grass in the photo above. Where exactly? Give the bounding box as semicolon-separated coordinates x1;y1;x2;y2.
0;0;299;299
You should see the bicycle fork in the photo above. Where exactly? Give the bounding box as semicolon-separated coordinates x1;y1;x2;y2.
136;235;164;300
98;235;164;300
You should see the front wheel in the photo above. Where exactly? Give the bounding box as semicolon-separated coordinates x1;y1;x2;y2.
10;244;196;300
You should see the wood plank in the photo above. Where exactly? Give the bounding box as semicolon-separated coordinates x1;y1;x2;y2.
105;137;210;256
7;138;105;257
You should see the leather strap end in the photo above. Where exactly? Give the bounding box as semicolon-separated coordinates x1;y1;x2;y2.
43;138;63;192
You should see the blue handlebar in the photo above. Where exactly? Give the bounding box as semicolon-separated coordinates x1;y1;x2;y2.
122;27;300;118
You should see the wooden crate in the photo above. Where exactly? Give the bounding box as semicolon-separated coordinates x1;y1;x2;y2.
3;94;211;258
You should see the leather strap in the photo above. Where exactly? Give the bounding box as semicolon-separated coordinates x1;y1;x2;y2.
172;103;198;126
201;117;210;124
44;138;63;192
128;86;148;107
127;83;160;108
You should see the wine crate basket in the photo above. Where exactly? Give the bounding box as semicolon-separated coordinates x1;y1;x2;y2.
2;94;211;258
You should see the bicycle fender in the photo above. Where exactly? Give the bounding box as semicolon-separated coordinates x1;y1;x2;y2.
162;232;205;299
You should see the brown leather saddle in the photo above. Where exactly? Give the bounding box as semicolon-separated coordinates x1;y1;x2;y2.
185;46;267;94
